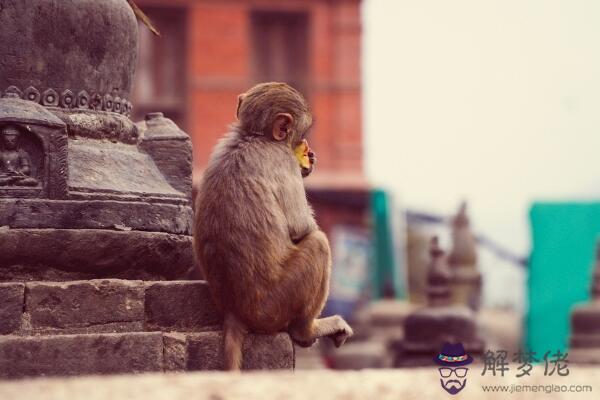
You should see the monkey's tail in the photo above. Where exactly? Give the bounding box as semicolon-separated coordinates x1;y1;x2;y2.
223;313;247;371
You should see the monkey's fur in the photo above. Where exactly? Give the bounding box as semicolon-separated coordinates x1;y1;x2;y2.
194;82;353;370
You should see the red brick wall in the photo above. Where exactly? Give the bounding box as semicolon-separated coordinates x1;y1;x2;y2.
136;0;363;185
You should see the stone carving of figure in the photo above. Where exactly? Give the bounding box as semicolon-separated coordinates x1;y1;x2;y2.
0;124;39;187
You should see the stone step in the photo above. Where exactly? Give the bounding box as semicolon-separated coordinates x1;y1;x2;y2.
0;331;294;378
0;229;194;281
0;279;221;335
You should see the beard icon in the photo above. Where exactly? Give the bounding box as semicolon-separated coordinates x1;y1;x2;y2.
440;378;468;395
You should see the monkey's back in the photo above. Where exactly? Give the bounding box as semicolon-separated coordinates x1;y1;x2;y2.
194;131;301;326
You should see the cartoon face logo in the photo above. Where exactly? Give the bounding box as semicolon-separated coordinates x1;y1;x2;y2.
434;342;473;395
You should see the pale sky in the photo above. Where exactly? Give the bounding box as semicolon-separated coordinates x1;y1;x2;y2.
363;0;600;257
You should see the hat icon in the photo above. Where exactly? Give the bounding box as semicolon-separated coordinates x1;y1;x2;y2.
434;342;473;367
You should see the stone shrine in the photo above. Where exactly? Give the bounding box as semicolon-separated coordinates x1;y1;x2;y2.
0;0;292;377
394;237;484;367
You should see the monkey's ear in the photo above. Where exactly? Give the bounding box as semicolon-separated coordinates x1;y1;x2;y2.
236;94;245;119
272;113;293;141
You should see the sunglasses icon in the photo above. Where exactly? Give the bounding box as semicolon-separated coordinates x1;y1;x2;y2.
438;367;468;378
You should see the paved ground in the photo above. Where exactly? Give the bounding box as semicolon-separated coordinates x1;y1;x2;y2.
0;367;598;400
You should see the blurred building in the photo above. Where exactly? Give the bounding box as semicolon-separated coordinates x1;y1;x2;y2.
133;0;363;188
132;0;402;307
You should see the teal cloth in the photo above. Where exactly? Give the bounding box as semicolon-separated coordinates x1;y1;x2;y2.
370;189;405;299
528;202;600;356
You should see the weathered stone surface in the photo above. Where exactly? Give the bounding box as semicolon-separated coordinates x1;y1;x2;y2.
0;0;138;107
51;108;139;144
0;331;294;378
145;281;221;331
241;333;295;370
0;332;164;378
163;332;187;372
25;280;144;332
185;332;294;370
0;283;24;334
0;265;97;282
0;229;193;280
140;113;193;199
0;199;193;235
1;280;224;334
68;138;188;203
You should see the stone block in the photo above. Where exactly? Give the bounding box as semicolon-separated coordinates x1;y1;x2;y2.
185;331;294;370
0;229;193;280
163;332;187;372
25;280;144;331
0;199;193;235
145;281;221;331
0;283;24;334
0;332;163;378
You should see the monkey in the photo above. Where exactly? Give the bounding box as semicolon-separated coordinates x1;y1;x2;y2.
194;82;353;371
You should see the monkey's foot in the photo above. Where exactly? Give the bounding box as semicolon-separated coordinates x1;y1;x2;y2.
327;317;353;348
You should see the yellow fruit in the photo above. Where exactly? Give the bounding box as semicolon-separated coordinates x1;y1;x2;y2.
294;140;311;169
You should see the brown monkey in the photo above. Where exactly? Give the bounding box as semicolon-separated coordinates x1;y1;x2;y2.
194;82;353;370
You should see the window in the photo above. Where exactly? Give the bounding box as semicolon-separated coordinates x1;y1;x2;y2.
131;8;187;129
251;11;309;95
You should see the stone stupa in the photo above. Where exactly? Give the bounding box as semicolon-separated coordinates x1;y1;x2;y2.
395;237;484;367
448;202;482;310
570;240;600;363
0;0;194;280
0;0;293;378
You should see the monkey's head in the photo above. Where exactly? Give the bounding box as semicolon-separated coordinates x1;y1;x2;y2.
236;82;316;177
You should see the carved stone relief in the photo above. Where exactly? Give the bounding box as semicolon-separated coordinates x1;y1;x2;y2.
2;85;132;116
0;124;41;187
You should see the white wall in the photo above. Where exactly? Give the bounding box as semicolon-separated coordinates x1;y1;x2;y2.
364;0;600;255
363;0;600;308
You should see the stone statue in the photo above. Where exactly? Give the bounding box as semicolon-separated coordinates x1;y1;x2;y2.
0;124;38;187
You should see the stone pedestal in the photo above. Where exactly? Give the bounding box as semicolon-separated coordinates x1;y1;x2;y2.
395;237;484;367
448;202;482;310
570;242;600;363
0;0;293;376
